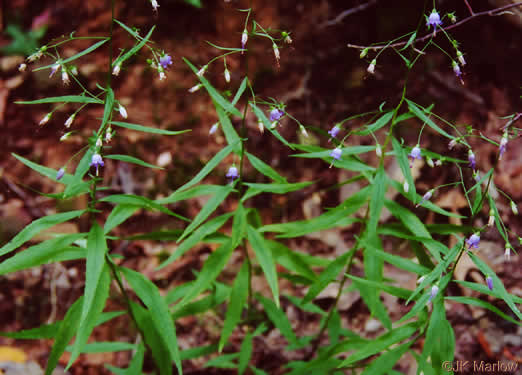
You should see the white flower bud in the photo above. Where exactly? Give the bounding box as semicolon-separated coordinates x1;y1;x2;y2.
18;63;27;72
457;50;466;66
448;139;457;149
427;157;434;168
96;138;103;148
375;144;382;157
105;127;113;142
39;113;51;126
151;0;159;12
64;114;75;128
403;181;409;193
159;71;166;80
417;275;426;284
367;59;376;74
511;201;518;215
112;62;121;76
504;246;511;261
300;126;308;137
359;48;368;59
273;43;280;62
487;210;495;227
258;121;264;134
224;68;231;83
188;84;202;93
61;70;70;85
60;132;73;142
434;159;442;166
209;123;219;135
119;104;128;119
197;65;207;77
241;30;248;52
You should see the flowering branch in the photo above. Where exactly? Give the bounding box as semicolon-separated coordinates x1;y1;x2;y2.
347;2;522;51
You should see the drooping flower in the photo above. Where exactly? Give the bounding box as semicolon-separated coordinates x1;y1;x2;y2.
90;153;104;175
119;104;128;119
299;125;308;137
64;114;75;128
330;147;342;161
408;145;422;167
49;63;60;77
428;285;439;302
56;168;65;181
105;127;113;143
367;59;376;74
504;246;511;261
466;233;480;250
241;29;248;51
427;157;434;168
468;149;476;170
18;63;27;72
61;70;70;85
486;276;493;291
416;189;433;208
226;165;239;181
60;132;72;142
488;209;495;227
457;50;466;66
426;10;442;31
473;171;480;183
375;144;382;158
159;70;166;80
499;132;508;160
269;108;284;122
448;138;458;149
273;43;280;64
452;61;463;84
258;121;264;134
327;124;341;139
160;54;172;70
27;49;43;62
151;0;159;12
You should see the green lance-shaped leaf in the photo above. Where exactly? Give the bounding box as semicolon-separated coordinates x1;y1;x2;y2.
174;142;238;194
247;226;280;307
302;249;353;305
176;239;235;308
406;99;453;139
45;297;84;375
104;205;140;234
219;261;250;352
445;296;521;326
105;341;145;375
355;111;394;136
256;294;297;345
67;265;111;369
391;136;416;202
338;322;419;367
34;39;109;72
215;103;241;154
157;212;233;270
130;301;172;375
113;26;156;68
184;57;242;117
100;87;114;131
246;152;287;184
121;267;182;374
0;210;85;257
360;341;413;375
110;120;190;135
0;233;86;275
468;251;522;320
105;154;164;169
177;185;234;243
100;194;189;222
16;95;103;105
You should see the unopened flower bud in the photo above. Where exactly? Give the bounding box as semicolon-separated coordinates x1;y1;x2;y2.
486;275;493;291
448;138;458;149
375;144;382;157
504;246;511;261
70;66;78;76
112;62;121;76
188;83;202;93
49;63;60;77
273;43;280;63
258;121;264;134
428;285;439;302
118;104;128;119
105;127;113;143
367;59;376;74
448;13;457;23
56;168;65;181
416;189;433;208
499;132;508;160
435;159;442;166
209;123;219;135
18;63;27;72
488;209;495;227
452;60;463;84
96;138;103;148
64;114;75;128
360;48;369;59
241;29;248;51
60;132;73;142
224;68;231;83
39;113;52;126
417;275;426;284
457;50;466;66
511;201;518;215
61;70;70;85
300;125;308;137
151;0;159;12
197;65;208;77
427;157;434;168
466;233;480;250
403;181;409;193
